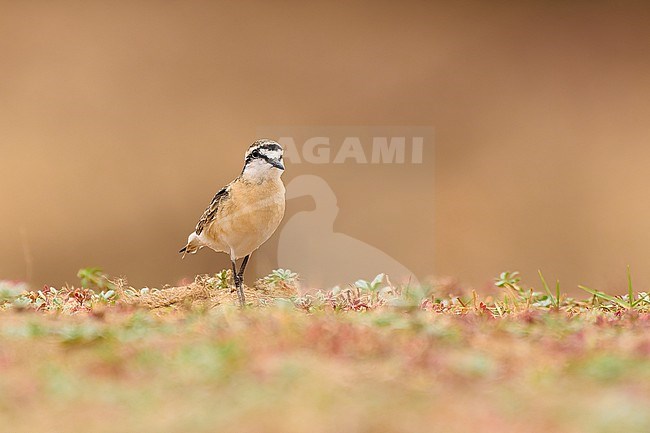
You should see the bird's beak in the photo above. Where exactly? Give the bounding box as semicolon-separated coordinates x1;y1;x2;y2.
271;159;285;170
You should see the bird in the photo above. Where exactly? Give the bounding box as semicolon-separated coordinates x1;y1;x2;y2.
277;175;419;289
179;139;286;306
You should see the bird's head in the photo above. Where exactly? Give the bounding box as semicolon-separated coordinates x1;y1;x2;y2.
242;139;285;179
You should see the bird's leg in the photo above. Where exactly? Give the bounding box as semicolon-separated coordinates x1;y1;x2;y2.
237;255;250;281
231;260;244;307
236;255;250;307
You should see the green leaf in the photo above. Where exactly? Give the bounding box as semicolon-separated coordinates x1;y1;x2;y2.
578;285;629;309
355;280;370;291
537;270;557;308
370;273;385;290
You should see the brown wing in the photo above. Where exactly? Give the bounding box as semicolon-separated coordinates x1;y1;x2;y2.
195;184;231;235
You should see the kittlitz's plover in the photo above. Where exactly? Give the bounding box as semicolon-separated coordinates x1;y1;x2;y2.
180;139;286;306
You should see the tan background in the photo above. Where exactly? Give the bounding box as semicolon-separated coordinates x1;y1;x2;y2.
1;1;650;292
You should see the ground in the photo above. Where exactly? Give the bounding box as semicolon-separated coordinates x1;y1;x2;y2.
1;270;650;433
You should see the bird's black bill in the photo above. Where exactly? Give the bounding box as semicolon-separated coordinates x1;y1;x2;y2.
271;160;285;170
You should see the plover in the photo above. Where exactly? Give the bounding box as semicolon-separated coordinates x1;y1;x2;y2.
180;139;286;306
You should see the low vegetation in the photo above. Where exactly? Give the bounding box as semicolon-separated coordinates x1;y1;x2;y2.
1;268;650;433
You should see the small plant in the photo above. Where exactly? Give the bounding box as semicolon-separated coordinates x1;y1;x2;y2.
494;271;562;312
124;287;154;297
495;271;526;310
215;269;232;289
96;289;116;302
0;281;28;305
578;266;642;310
58;323;105;345
201;270;233;291
538;270;561;309
495;271;521;291
578;285;629;309
627;265;636;309
355;274;386;292
264;269;298;286
77;267;114;290
293;274;406;312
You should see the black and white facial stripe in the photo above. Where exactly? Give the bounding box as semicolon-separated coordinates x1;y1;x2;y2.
244;139;284;171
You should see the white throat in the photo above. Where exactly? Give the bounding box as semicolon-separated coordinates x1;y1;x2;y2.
241;159;282;182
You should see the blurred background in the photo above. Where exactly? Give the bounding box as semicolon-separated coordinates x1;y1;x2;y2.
1;1;650;293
